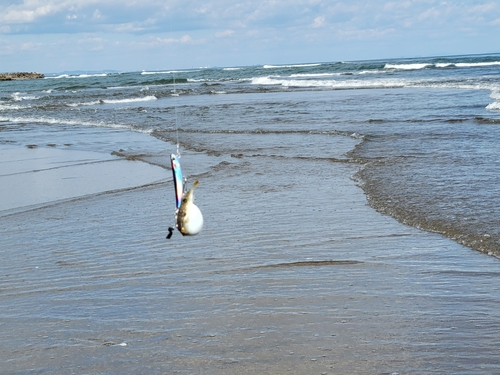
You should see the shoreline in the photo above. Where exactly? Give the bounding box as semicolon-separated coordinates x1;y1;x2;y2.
0;72;44;81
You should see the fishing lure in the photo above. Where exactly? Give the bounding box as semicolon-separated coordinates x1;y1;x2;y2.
171;154;184;210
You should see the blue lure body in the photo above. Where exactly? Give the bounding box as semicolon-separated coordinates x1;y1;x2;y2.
170;154;184;210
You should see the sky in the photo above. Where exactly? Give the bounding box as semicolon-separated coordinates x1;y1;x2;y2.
1;0;500;73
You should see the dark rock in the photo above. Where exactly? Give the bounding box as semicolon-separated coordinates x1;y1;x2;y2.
0;72;45;81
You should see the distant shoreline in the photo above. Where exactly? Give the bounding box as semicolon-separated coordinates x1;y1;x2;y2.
0;72;44;81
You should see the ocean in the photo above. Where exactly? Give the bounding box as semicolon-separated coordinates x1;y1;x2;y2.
2;53;500;255
1;54;500;374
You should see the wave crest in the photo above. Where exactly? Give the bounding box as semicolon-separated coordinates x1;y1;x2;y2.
67;96;157;107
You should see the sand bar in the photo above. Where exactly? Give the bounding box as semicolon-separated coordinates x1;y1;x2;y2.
0;145;167;214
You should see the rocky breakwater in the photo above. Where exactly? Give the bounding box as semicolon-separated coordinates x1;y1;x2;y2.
0;72;45;81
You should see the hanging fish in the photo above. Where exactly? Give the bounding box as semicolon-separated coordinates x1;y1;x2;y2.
176;180;204;236
167;154;203;238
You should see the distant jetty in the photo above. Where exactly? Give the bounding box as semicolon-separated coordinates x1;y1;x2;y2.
0;72;45;81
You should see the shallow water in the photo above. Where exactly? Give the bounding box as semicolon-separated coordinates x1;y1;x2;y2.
0;146;165;213
2;146;500;374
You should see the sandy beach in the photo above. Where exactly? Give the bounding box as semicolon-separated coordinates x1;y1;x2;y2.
2;144;500;374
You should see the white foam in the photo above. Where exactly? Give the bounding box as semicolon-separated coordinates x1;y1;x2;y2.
289;71;387;78
290;73;340;78
66;101;102;107
46;74;71;79
107;85;136;90
0;115;153;134
141;71;170;75
11;92;39;101
0;103;30;110
487;90;500;110
358;70;388;75
385;63;431;70
263;63;322;69
141;69;200;75
486;102;500;110
77;73;108;78
390;61;500;70
251;73;500;93
491;90;500;100
251;76;410;89
455;61;500;67
223;67;241;71
46;73;109;79
102;96;157;104
66;95;157;107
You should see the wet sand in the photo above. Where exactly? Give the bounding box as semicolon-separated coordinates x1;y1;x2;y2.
0;146;166;214
2;147;500;374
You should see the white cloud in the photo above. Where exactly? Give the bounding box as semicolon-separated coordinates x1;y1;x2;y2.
383;1;412;12
0;0;499;72
215;29;234;38
418;7;441;22
93;9;102;20
154;37;176;44
470;2;498;14
0;0;497;37
2;9;36;23
312;16;325;28
151;34;194;45
335;27;396;40
0;1;93;23
20;41;42;50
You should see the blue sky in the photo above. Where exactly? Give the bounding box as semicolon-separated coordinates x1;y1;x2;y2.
1;0;499;73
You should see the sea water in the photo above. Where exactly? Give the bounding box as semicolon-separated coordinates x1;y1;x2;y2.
2;54;500;374
2;54;500;255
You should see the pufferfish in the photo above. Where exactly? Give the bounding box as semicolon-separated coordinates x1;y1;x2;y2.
176;180;204;236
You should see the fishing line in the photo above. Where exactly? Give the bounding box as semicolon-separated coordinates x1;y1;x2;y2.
173;71;180;158
168;18;181;159
167;68;203;239
167;70;181;239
